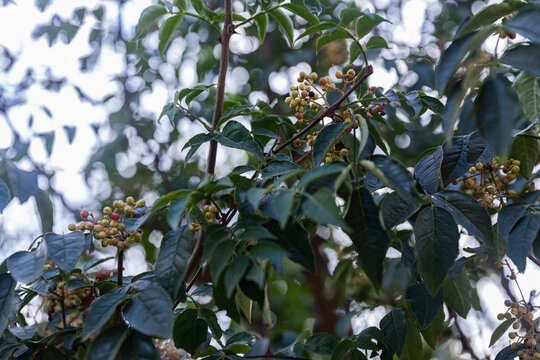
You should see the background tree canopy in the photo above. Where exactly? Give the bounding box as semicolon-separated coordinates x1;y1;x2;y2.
0;0;539;359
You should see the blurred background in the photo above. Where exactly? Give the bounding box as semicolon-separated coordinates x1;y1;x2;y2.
0;0;537;358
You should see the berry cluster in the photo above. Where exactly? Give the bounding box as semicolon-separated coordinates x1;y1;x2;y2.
454;158;521;207
285;71;322;123
497;300;539;359
501;17;517;39
45;272;92;327
190;203;219;232
68;196;145;250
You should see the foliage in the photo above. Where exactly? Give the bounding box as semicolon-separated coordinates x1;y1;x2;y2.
0;0;540;359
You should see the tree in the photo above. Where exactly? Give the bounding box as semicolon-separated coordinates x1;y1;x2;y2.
0;0;539;359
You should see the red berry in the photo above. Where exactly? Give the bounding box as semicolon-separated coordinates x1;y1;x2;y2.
80;210;89;219
369;86;377;92
508;33;516;39
111;212;120;221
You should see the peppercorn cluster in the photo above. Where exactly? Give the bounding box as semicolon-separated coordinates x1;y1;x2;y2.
190;203;220;232
68;196;145;250
496;299;539;359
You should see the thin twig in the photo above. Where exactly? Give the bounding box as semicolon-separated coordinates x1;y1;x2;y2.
528;255;540;268
449;308;480;360
117;249;124;287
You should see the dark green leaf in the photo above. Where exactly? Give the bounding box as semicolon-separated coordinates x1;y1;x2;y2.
44;231;85;272
414;206;459;295
331;339;353;360
296;163;345;189
401;316;422;360
381;192;420;229
35;189;53;233
509;134;539;179
82;288;127;340
224;256;249;297
123;283;173;338
476;75;521;155
507;214;540;272
262;160;303;178
302;188;349;230
119;331;160;360
209;240;236;283
313;124;351;166
6;162;38;204
0;179;10;213
63;125;76;144
339;8;364;27
356;12;388;39
489;318;515;347
198;308;222;339
345;188;390;290
380;308;407;356
442;269;472;318
457;2;526;37
495;344;524;360
431;190;492;243
414;146;443;194
406;283;443;328
85;326;129;360
504;6;540;44
420;308;444;349
158;14;184;57
283;1;319;25
155;226;191;300
216;121;264;161
365;35;389;50
133;5;167;40
269;8;294;47
0;273;16;335
266;221;315;272
304;333;338;355
316;29;350;53
501;44;540;77
271;190;295;229
7;249;46;284
371;155;421;203
296;22;337;42
513;71;540;123
173;309;208;354
254;13;268;44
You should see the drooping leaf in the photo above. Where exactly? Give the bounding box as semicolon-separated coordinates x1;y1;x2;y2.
0;179;10;214
35;189;53;233
509;134;539;179
85;326;129;360
302;188;349;230
498;204;529;237
209;239;236;283
6;162;38;204
44;231;85;272
224;256;249;297
158;14;184;57
380;192;420;229
283;1;319;25
507;213;540;272
442;269;472;318
0;273;16;336
475;75;521;155
83;288;128;341
254;13;269;44
122;283;173;338
173;309;208;354
119;331;160;360
331;339;353;360
513;71;540;123
271;190;295;229
365;35;389;50
457;2;526;37
216;121;264;161
262;160;303;178
339;8;364;27
269;8;294;47
155;226;191;300
501;44;540;77
380;308;407;356
312;124;351;167
345;188;390;290
266;221;315;273
316;28;350;53
420;308;445;349
296;22;337;42
305;333;338;355
370;155;421;203
133;4;168;40
414;206;459;295
431;190;492;243
400;316;422;360
405;283;443;328
414;146;443;194
494;344;525;360
7;249;46;284
355;12;388;39
504;6;540;44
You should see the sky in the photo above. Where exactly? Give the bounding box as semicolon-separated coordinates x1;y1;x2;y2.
0;0;538;358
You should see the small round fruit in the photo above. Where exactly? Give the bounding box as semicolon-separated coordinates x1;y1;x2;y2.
335;71;343;78
299;71;307;79
309;72;317;81
111;212;120;221
68;224;77;231
126;196;135;205
475;162;483;170
504;300;513;307
346;69;355;78
469;166;477;174
508;190;516;196
513;322;520;329
509;332;517;339
339;148;349;157
497;313;505;320
80;210;89;219
103;206;112;215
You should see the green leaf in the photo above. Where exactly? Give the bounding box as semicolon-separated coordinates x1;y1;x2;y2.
133;5;167;40
488;226;507;262
442;269;472;318
431;190;493;243
7;249;46;284
44;231;85;273
119;331;160;360
304;0;322;13
269;8;294;47
514;71;540;123
414;146;443;194
316;28;350;53
236;287;252;324
331;339;353;360
173;309;208;354
6;162;38;204
224;256;249;297
420;308;444;349
296;163;345;189
509;134;539;179
501;44;540;77
266;221;315;272
254;13;269;44
0;179;10;213
414;206;459;295
380;192;420;229
489;318;516;347
349;41;363;64
345;188;390;290
476;75;522;155
158;14;184;57
198;308;222;339
296;22;337;42
356;12;388;39
209;240;236;283
302;188;349;230
305;333;338;355
0;273;16;336
401;316;422;360
440;132;493;186
507;213;540;272
436;27;495;94
457;2;526;37
123;283;173;338
63;125;76;144
83;288;127;341
498;204;528;237
371;155;421;203
339;8;364;27
271;190;296;229
313;124;351;166
405;283;443;328
283;1;319;25
216;121;264;161
380;308;407;356
35;189;53;233
504;5;540;45
85;327;129;360
262;160;303;178
355;326;386;350
365;35;389;50
155;226;191;300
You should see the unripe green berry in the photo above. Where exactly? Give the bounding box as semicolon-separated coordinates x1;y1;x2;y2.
339;148;349;157
126;196;135;205
68;224;77;231
469;166;477;174
508;190;516;196
309;72;317;81
103;206;112;215
497;313;505;320
504;300;513;307
299;71;307;79
98;231;107;239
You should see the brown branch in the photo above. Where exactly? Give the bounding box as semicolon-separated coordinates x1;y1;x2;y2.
117;249;124;287
528;254;540;268
270;65;373;157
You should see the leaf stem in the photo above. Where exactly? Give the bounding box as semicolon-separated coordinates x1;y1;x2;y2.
339;25;369;67
234;4;283;29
